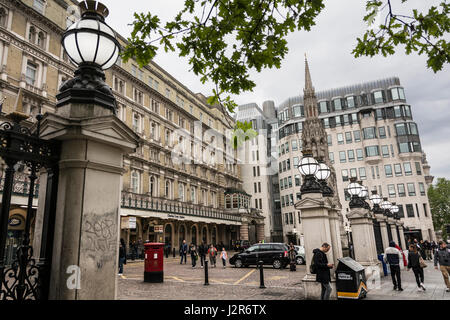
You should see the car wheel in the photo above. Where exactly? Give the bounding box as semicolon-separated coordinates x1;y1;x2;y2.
296;256;305;265
273;259;282;269
234;259;243;268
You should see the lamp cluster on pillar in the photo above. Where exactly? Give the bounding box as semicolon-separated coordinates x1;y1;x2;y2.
57;0;121;113
297;150;332;197
346;177;368;209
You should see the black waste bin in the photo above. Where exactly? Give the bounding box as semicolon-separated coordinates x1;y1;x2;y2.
335;257;367;299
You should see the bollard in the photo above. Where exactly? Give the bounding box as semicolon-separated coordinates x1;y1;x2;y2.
259;260;266;289
204;260;209;286
173;247;176;258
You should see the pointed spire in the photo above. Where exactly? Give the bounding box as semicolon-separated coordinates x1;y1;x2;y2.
304;53;314;94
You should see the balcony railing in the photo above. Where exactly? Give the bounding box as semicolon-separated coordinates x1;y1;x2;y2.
0;178;40;198
121;191;241;223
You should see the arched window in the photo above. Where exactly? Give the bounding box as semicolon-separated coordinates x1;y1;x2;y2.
165;180;171;199
149;176;155;197
37;31;45;48
131;171;140;193
29;27;36;43
0;7;8;28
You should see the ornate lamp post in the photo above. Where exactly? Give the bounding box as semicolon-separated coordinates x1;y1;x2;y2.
380;198;392;217
314;158;332;197
58;0;121;113
297;150;321;195
369;191;383;214
347;177;365;208
390;203;400;220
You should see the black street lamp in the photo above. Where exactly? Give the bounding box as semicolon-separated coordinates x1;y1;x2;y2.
298;150;322;195
390;203;400;220
369;190;383;214
314;158;333;197
380;198;393;217
347;177;365;208
57;1;120;113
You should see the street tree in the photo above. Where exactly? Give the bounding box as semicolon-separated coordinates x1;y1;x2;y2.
122;0;449;119
428;178;450;241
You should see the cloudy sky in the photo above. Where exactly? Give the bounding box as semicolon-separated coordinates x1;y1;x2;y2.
102;0;450;180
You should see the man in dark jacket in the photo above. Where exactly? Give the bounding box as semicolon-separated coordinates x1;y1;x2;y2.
312;243;334;300
199;242;207;268
179;240;188;264
434;241;450;292
383;241;403;291
118;239;127;276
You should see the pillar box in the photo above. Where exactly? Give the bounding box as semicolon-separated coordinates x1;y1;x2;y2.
144;243;164;283
347;207;381;282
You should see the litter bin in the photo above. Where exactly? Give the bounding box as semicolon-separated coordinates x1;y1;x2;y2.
378;254;388;276
144;243;164;283
335;257;367;299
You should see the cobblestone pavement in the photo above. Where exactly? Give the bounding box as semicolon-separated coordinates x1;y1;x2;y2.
118;253;306;300
366;261;450;300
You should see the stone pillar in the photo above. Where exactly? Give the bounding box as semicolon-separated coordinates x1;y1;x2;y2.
240;223;249;241
296;193;337;300
32;168;48;258
388;218;398;245
328;206;343;267
39;102;138;300
347;208;381;280
398;222;406;251
375;214;389;251
256;224;265;243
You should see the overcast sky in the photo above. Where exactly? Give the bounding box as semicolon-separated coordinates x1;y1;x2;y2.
102;0;450;180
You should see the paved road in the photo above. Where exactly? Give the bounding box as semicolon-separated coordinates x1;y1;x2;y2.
118;254;306;300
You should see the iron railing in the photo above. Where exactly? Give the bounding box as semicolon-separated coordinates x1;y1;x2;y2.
0;178;39;198
121;191;241;223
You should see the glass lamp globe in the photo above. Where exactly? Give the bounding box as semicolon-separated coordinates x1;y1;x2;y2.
380;199;392;210
347;181;362;196
391;204;399;213
359;186;368;198
61;1;120;70
370;193;382;205
315;162;331;180
298;156;319;176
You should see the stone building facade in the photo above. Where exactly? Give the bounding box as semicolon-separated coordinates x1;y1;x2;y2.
0;0;264;259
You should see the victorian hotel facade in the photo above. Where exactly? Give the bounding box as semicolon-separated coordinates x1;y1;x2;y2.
276;77;436;244
0;0;265;260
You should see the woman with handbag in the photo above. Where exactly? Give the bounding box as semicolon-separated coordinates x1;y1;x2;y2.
407;244;427;291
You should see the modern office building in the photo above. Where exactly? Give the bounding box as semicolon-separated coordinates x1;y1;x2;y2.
277;75;436;243
0;0;265;262
235;101;282;242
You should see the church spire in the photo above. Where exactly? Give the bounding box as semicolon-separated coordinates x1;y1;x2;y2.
303;54;317;119
304;53;314;96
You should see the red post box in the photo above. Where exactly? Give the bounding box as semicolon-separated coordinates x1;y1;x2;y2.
144;243;164;283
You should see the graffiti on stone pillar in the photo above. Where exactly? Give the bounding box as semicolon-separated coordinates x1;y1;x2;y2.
82;212;117;269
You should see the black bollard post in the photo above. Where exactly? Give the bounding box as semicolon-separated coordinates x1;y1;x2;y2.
259;260;266;289
173;247;176;258
204;260;209;285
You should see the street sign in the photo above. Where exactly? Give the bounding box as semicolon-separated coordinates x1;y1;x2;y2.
129;216;137;229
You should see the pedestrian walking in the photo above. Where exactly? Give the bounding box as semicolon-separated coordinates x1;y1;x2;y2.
434;241;450;292
199;242;207;268
208;244;217;268
407;244;426;291
179;239;188;264
118;238;127;276
431;241;438;258
383;241;404;291
288;243;296;272
312;243;334;300
220;247;228;268
189;243;198;268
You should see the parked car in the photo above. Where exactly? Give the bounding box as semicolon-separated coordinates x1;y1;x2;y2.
233;240;251;252
294;245;306;265
229;243;290;269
